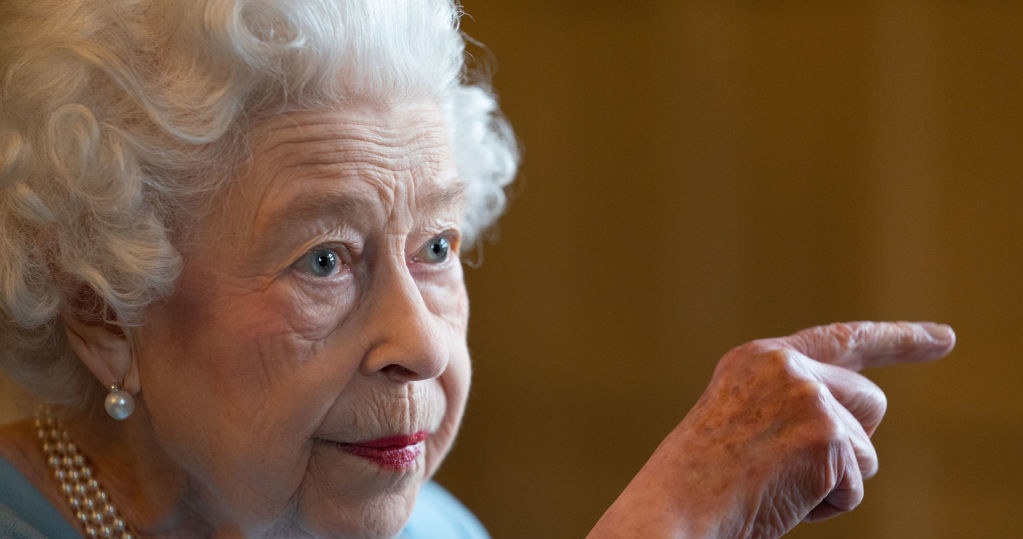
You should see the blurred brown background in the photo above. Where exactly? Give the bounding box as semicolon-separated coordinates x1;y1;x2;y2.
1;1;1019;538
435;1;1023;538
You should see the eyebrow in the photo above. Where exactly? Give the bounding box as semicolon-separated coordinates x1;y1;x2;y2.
259;182;467;239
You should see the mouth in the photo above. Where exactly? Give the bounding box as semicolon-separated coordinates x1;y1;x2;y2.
332;431;429;470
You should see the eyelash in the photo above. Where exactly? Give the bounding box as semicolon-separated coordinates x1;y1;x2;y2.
412;232;459;265
290;244;351;280
289;230;460;280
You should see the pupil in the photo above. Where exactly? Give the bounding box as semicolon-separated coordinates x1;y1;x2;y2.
430;238;448;261
313;251;335;274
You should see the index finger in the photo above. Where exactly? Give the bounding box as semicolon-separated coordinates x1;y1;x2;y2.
762;321;956;372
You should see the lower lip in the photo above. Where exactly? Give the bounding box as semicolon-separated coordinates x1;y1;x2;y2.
334;432;428;471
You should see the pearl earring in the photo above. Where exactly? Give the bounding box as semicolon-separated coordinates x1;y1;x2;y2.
104;383;135;420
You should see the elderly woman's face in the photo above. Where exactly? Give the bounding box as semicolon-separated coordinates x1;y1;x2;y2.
136;101;469;537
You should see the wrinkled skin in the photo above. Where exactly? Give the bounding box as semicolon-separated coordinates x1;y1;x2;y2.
589;321;955;539
133;101;472;538
26;99;473;539
0;100;954;538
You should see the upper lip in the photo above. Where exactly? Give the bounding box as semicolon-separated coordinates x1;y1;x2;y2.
340;431;428;449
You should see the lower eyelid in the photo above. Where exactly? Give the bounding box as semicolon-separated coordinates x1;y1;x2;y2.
291;267;352;287
288;254;351;279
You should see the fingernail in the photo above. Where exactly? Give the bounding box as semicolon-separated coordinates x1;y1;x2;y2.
922;322;953;343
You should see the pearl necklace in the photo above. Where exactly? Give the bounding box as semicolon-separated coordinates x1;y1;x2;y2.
36;409;135;538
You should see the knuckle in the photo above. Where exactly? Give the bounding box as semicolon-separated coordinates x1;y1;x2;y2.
863;451;880;479
720;340;796;374
905;322;933;348
793;400;846;454
826;322;858;348
890;321;915;345
850;375;888;427
866;385;888;418
727;339;771;361
792;378;829;404
889;321;933;353
825;321;872;352
843;485;866;510
807;414;845;450
756;347;803;373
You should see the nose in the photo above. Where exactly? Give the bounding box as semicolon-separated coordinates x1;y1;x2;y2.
357;259;449;382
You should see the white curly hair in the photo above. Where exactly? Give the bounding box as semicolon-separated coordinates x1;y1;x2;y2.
0;0;519;407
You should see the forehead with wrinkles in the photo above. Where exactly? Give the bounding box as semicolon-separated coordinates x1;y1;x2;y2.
213;101;462;242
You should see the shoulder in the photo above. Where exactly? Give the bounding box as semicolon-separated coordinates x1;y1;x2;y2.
399;481;489;539
0;505;53;539
0;453;81;539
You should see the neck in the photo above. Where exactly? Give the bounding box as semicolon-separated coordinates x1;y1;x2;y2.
1;407;320;539
66;405;197;535
10;404;253;538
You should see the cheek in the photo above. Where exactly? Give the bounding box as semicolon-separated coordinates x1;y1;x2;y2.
426;347;471;479
290;333;471;538
142;279;337;421
146;264;360;404
418;263;469;329
285;275;360;340
137;272;364;526
138;256;471;530
425;283;472;478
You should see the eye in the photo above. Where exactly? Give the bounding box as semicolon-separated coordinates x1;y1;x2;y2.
292;248;342;278
414;235;451;264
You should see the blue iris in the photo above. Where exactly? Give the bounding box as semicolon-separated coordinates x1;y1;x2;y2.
304;248;338;277
422;237;449;263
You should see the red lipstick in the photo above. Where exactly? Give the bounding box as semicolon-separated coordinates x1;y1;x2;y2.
335;431;428;470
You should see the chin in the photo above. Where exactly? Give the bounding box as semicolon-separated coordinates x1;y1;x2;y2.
295;479;420;539
298;492;417;539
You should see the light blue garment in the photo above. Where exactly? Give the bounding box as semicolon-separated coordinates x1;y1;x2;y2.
399;480;490;539
0;455;78;539
0;455;488;538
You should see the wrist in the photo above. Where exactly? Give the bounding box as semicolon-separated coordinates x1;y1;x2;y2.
588;431;730;538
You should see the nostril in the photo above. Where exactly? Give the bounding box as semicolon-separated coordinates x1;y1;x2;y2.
382;364;418;379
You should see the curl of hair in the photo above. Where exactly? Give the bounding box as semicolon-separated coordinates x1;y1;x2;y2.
0;0;519;407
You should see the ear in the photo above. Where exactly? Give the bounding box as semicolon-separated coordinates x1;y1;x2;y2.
61;313;140;394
